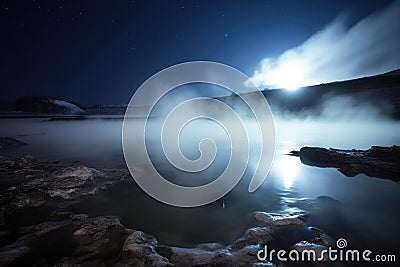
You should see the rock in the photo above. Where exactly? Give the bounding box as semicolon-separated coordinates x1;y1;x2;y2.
254;211;308;227
0;215;147;266
0;137;26;149
70;215;131;262
294;241;328;261
0;156;293;267
211;245;273;267
287;150;300;157
0;155;58;176
196;242;224;251
290;146;400;181
0;219;74;266
309;227;335;247
9;193;45;209
164;246;216;266
121;231;172;267
0;157;129;218
158;244;275;267
46;165;102;199
0;243;30;266
232;227;273;249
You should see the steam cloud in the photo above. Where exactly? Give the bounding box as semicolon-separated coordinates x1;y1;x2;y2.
251;1;400;89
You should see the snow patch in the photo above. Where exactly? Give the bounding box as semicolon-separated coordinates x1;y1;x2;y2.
51;99;85;114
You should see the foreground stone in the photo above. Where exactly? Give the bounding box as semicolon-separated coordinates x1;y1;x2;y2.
0;214;171;266
0;156;337;266
0;156;279;266
289;145;400;181
0;156;129;212
0;212;279;266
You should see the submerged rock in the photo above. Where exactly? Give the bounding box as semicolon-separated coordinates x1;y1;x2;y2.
290;145;400;181
0;137;26;149
309;227;335;247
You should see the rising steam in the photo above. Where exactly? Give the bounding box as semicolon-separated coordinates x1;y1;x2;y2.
251;1;400;89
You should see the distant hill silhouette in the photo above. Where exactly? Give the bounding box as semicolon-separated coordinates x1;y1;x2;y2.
14;96;85;115
219;69;400;119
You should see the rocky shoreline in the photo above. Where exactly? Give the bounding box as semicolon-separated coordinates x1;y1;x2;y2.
289;145;400;182
0;156;338;266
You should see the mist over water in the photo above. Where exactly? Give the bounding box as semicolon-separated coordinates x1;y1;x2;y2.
1;92;399;169
274;94;400;149
1;90;399;247
0;118;125;168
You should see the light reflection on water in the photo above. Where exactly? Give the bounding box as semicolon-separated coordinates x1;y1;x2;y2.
273;155;300;189
0;117;399;249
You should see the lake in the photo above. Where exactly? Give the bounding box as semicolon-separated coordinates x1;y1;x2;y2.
1;116;399;254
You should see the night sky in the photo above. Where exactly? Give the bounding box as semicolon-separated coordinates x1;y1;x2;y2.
1;0;395;105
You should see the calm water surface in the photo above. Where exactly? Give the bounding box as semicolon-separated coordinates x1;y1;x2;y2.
1;117;399;253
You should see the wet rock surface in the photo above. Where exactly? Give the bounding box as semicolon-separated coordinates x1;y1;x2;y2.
0;156;337;266
289;145;400;181
254;212;308;227
0;156;129;211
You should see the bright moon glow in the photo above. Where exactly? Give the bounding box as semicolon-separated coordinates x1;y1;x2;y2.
250;1;400;92
269;64;304;90
251;59;308;91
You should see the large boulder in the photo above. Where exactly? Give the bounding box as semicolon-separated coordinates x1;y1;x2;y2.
290;146;400;181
